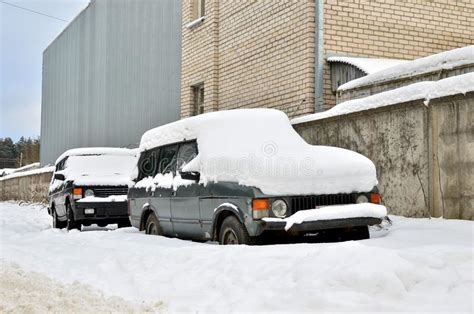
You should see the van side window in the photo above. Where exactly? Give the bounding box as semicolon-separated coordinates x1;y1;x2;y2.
138;149;159;180
176;141;198;171
158;144;179;174
56;157;68;172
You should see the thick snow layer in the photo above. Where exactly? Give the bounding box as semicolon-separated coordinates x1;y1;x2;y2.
55;153;137;188
292;72;474;124
1;201;472;312
134;172;194;192
76;195;127;203
327;56;408;74
0;263;160;312
139;109;377;195
55;147;136;165
263;203;387;230
339;45;474;91
0;162;40;177
0;166;54;181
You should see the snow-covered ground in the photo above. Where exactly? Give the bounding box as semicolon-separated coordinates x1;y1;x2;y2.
1;201;472;312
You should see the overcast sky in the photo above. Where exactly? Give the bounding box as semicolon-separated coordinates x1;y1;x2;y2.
1;0;89;141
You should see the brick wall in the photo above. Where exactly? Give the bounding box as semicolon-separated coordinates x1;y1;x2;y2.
323;0;474;108
181;0;316;119
218;0;316;118
182;0;474;116
181;0;220;117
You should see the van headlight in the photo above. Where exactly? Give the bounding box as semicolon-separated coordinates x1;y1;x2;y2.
84;189;94;197
356;194;369;203
271;199;288;218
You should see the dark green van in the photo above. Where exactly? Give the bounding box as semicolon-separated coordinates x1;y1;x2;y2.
128;109;386;244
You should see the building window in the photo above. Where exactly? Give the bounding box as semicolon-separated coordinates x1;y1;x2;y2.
192;0;205;19
192;84;204;116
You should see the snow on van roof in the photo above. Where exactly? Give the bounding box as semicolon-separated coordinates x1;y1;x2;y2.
139;109;288;151
139;109;378;195
55;147;136;165
292;72;474;125
338;45;474;91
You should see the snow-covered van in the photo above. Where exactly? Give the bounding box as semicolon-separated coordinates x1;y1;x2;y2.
49;148;137;230
128;109;387;244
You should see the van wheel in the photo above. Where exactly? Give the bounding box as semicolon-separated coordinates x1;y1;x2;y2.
145;212;163;235
219;216;255;245
52;208;66;229
66;205;80;231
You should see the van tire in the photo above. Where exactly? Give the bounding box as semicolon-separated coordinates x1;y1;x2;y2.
145;212;163;235
52;208;66;229
219;216;255;245
66;204;80;231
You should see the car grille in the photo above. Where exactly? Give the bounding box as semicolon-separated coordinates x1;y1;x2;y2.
289;193;357;214
93;186;129;197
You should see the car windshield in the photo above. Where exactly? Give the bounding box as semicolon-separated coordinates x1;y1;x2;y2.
65;154;136;176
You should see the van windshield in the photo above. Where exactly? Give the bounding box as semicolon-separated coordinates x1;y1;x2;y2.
66;154;136;176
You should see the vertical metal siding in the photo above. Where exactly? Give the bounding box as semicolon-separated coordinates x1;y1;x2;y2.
40;0;181;165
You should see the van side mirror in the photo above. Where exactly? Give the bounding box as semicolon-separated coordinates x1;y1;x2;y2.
54;173;65;181
180;171;200;182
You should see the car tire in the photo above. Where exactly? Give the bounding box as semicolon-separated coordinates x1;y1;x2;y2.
52;208;66;229
145;212;163;235
66;204;80;231
219;216;255;245
118;220;131;228
97;222;108;228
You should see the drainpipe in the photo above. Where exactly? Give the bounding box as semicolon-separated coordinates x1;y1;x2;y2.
315;0;324;112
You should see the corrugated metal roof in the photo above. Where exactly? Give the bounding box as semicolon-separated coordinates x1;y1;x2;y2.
327;56;408;75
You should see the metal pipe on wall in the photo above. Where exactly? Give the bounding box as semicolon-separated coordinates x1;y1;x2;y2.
315;0;324;112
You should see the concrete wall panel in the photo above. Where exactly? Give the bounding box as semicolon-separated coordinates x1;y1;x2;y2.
294;92;474;220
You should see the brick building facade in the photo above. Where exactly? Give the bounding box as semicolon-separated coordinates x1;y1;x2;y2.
181;0;473;118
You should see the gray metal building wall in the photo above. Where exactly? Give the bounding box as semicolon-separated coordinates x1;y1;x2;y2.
40;0;181;165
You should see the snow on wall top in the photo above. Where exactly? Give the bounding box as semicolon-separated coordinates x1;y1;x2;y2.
55;147;137;165
0;166;54;181
292;72;474;125
139;109;378;195
0;162;40;177
338;45;474;91
327;56;408;74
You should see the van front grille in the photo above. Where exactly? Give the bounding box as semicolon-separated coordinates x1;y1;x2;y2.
93;186;129;197
289;193;357;213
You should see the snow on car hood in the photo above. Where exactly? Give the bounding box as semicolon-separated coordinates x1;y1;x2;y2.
61;154;137;187
70;174;133;187
140;109;378;195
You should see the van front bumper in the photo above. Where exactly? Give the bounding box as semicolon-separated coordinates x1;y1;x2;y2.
73;201;129;222
262;217;382;233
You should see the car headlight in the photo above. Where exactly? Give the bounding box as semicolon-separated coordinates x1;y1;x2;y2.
84;189;94;197
356;194;369;203
271;199;288;218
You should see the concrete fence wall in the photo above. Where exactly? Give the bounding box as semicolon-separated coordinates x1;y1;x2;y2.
0;171;53;204
294;92;474;220
1;93;472;219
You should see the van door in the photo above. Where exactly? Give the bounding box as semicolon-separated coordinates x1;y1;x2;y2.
130;148;173;235
170;141;203;239
52;157;68;218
